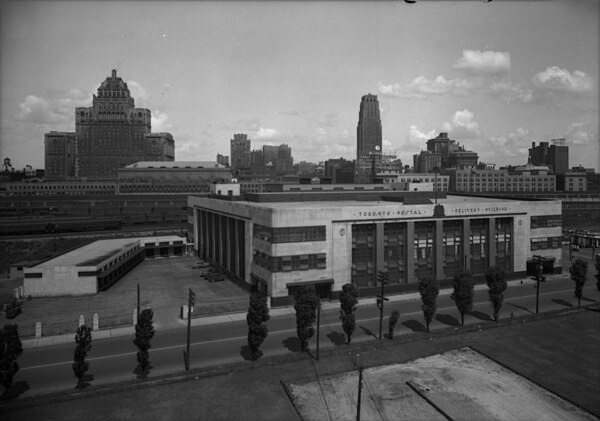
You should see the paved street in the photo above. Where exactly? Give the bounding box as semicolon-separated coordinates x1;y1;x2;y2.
11;273;599;397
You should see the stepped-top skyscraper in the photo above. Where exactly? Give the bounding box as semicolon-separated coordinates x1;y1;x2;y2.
45;69;174;180
356;93;382;160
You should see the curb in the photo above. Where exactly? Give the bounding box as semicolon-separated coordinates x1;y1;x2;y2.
3;302;597;412
19;276;545;348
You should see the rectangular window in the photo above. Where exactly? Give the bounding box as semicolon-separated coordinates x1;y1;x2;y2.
253;224;326;243
531;215;562;229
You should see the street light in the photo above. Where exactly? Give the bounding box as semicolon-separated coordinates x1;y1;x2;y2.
356;353;363;421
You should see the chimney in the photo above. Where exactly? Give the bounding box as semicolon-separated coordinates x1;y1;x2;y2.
112;69;117;78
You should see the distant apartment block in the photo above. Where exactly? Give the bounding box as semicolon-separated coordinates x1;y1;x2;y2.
116;161;232;194
216;154;230;167
45;132;76;180
426;132;478;169
529;139;569;175
413;151;442;173
444;164;556;193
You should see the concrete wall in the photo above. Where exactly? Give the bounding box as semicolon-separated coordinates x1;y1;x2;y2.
25;265;97;297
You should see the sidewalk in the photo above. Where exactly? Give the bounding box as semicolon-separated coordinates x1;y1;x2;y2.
21;275;545;349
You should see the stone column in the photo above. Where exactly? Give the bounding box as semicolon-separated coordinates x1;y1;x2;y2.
406;221;415;283
463;219;471;271
488;217;496;268
435;220;444;281
376;222;385;275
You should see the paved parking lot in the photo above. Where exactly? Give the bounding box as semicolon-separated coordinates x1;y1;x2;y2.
0;256;250;338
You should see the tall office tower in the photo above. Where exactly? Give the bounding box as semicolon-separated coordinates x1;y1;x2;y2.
529;141;549;167
262;145;279;168
356;93;382;160
230;134;251;170
74;69;174;179
275;143;294;175
548;138;569;175
44;132;76;179
413;150;442;173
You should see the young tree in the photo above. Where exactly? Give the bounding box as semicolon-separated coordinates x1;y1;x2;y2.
0;324;23;395
246;290;270;361
133;308;155;376
339;283;359;344
451;270;474;326
293;285;320;352
387;310;400;339
595;256;600;294
571;258;588;307
72;324;92;388
418;276;439;332
485;266;507;321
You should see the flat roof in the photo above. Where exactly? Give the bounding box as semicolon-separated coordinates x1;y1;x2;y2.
229;194;511;210
34;239;138;268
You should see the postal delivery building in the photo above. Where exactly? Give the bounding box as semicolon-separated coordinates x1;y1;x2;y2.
189;189;562;306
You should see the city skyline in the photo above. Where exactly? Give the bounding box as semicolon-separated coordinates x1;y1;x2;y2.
1;0;598;171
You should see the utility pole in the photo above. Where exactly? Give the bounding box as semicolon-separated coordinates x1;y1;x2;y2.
185;288;196;371
376;271;389;340
137;284;140;319
532;255;545;314
316;304;321;361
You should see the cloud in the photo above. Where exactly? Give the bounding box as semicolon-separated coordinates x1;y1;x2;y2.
378;75;479;99
565;122;596;146
487;127;531;159
280;109;304;117
442;109;481;139
532;66;593;94
151;110;172;132
453;50;511;75
218;118;261;132
488;81;534;103
128;80;148;103
255;127;280;139
318;111;339;127
15;88;91;126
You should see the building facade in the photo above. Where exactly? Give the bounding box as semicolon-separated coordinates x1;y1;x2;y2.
444;167;556;193
529;139;569;175
189;190;561;306
356;94;382;160
230;134;251;170
116;161;232;194
44;132;77;179
73;70;174;179
426;132;478;169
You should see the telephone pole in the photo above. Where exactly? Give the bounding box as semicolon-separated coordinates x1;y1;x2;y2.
376;271;389;340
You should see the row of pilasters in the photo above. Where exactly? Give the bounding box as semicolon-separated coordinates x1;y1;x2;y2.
196;210;244;280
372;217;500;283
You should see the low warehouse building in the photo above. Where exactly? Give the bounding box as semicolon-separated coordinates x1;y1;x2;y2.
24;239;145;297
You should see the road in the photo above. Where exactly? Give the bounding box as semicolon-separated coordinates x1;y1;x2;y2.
10;275;600;397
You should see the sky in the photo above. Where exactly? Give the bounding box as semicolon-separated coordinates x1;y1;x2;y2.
1;0;598;171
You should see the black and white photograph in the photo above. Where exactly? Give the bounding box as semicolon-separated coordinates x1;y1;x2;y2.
0;0;599;419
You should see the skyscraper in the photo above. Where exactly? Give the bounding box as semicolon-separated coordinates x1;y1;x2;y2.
230;134;251;170
74;69;174;179
356;94;382;160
